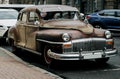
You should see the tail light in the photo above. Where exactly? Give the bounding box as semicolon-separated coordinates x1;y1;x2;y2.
86;15;91;20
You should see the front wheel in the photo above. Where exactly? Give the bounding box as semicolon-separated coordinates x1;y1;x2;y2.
43;46;53;65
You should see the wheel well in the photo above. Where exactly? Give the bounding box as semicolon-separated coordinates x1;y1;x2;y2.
36;40;62;55
36;41;46;54
8;38;14;46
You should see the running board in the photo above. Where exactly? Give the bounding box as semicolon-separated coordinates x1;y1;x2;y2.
16;46;42;56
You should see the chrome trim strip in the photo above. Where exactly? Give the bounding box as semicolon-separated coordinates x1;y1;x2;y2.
108;29;120;31
47;49;117;60
37;38;109;45
36;39;70;44
72;38;106;42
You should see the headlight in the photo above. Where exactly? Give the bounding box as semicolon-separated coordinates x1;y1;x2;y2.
62;33;70;42
105;31;111;39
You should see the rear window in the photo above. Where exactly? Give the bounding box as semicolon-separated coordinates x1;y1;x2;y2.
99;10;115;16
116;11;120;17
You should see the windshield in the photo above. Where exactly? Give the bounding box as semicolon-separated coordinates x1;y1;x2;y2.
0;10;18;19
41;11;81;20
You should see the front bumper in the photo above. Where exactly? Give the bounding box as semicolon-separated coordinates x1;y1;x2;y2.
47;48;117;60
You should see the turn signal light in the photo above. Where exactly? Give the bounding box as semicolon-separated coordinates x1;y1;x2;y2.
106;41;113;45
63;44;72;48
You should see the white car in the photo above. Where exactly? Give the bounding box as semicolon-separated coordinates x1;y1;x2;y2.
0;9;18;41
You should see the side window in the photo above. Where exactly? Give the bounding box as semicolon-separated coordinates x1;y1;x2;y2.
28;12;39;22
98;11;104;16
116;11;120;17
21;13;27;22
17;13;22;21
99;11;115;17
104;11;115;16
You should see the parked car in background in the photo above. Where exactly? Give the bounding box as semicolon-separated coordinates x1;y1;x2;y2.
0;4;34;12
8;5;117;65
86;9;120;33
0;4;34;39
0;9;18;42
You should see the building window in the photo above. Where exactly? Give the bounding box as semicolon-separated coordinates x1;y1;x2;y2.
66;0;70;5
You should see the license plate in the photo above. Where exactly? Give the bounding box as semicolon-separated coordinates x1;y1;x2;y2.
83;53;102;59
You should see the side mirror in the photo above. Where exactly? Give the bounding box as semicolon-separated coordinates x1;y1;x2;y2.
80;13;85;20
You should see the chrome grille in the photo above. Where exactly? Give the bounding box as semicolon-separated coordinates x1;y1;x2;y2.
72;38;106;52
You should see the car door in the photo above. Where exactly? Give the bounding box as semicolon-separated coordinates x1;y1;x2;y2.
99;10;115;29
25;11;39;50
114;11;120;28
16;12;27;47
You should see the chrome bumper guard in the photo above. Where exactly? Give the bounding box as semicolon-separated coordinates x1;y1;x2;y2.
47;49;117;60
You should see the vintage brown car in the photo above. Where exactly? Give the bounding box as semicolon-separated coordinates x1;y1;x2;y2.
8;5;117;65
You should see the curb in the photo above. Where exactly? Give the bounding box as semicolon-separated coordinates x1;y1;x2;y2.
0;47;63;79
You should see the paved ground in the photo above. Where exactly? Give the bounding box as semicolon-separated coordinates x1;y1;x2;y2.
0;47;62;79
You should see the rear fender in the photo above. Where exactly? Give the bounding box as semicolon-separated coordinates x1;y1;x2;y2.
8;26;19;42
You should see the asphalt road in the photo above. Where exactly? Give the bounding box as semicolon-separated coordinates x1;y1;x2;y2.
1;37;120;79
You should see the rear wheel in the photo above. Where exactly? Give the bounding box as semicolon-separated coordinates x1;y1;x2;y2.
8;38;18;53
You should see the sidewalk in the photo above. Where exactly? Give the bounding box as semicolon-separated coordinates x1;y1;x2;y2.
0;47;62;79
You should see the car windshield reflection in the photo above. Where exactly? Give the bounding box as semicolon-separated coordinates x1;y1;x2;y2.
41;11;80;20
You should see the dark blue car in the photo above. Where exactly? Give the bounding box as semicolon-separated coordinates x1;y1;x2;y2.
86;9;120;33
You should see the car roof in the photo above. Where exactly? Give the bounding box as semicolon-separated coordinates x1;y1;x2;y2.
0;8;18;11
100;9;120;12
21;5;78;12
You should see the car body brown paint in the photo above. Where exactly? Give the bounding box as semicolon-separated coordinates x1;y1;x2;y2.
8;5;117;63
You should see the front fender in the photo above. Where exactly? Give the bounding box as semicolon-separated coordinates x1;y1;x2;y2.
36;32;63;42
36;38;63;54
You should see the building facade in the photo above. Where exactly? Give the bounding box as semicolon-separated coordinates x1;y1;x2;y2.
9;0;61;4
0;0;9;4
1;0;120;14
62;0;120;14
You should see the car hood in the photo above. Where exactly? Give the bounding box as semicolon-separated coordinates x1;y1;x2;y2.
42;20;94;34
37;28;105;42
0;19;17;27
36;20;95;42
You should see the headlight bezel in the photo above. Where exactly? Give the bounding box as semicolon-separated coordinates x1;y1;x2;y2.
105;30;112;39
62;33;71;42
